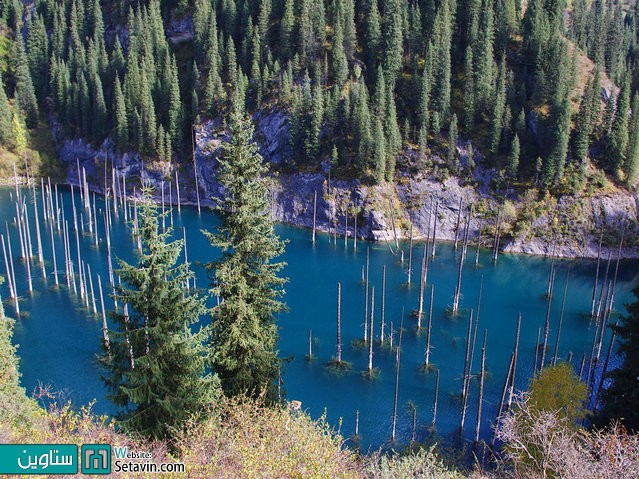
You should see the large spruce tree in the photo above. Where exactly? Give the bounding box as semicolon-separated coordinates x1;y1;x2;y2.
204;97;287;401
609;76;631;177
100;191;218;440
13;35;38;128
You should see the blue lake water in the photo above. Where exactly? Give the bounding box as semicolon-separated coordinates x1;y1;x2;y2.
1;185;637;451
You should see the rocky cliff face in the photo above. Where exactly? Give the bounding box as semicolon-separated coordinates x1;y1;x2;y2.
55;109;639;259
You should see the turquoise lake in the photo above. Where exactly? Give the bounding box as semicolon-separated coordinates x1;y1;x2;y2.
1;186;637;451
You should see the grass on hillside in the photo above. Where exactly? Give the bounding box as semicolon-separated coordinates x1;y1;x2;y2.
0;391;472;479
0;115;64;182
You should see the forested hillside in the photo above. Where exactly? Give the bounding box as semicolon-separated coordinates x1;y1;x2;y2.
1;0;639;192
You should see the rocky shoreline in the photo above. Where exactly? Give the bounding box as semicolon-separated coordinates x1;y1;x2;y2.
51;109;639;260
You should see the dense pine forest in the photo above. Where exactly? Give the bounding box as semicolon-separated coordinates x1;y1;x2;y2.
0;0;639;191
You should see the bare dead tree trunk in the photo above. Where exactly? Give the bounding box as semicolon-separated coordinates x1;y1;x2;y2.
4;228;19;316
452;212;471;314
424;284;435;365
594;321;618;409
540;268;556;370
533;326;541;376
454;197;463;251
475;224;481;268
344;206;348;248
62;217;70;290
380;266;386;345
588;281;613;388
92;192;99;247
474;330;487;447
595;252;612;321
462;309;474;399
1;235;15;300
312;191;317;244
417;243;428;327
410;402;417;444
407;223;413;285
353;207;357;251
431;201;438;258
462;208;471;265
552;269;571;366
578;353;587;380
493;206;502;264
460;313;475;437
32;189;45;279
432;369;440;430
468;307;479;385
391;314;404;442
608;229;624;314
452;237;465;313
368;286;375;372
88;264;97;315
389;199;399;251
492;352;515;448
192;123;201;214
98;274;110;356
364;247;370;342
505;313;521;410
591;229;603;317
595;282;613;368
336;282;342;363
175;169;181;213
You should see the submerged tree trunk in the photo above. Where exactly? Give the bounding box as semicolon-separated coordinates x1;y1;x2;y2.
380;266;386;345
336;282;342;364
552;270;570;366
424;284;435;365
407;224;413;285
432;368;440;430
590;230;603;317
474;330;487;447
391;315;404;442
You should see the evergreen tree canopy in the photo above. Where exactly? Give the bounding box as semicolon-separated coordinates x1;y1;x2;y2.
204;98;287;401
100;191;219;440
609;76;631;177
6;0;639;189
13;35;38;128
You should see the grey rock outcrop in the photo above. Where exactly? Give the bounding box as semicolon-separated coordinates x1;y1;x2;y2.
53;108;639;259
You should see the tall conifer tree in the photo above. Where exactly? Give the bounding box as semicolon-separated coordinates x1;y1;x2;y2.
610;75;630;176
100;192;219;440
13;35;38;127
114;77;128;150
364;0;382;71
382;0;404;83
508;134;520;179
373;117;386;184
204;98;287;401
625;93;639;186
